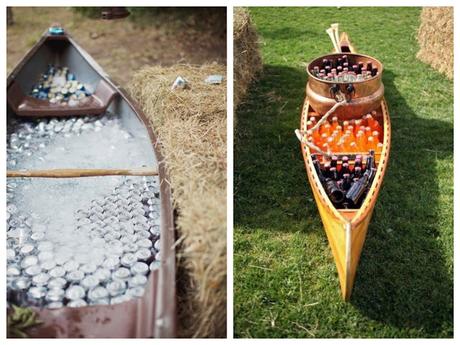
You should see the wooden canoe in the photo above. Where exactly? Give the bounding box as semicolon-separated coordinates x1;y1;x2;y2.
7;27;176;337
299;34;391;300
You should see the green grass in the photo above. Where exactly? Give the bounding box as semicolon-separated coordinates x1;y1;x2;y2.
234;7;453;338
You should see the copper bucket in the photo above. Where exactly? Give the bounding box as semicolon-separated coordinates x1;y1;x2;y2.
306;53;384;118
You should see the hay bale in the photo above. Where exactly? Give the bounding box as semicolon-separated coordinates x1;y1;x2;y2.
234;8;262;108
128;64;226;338
417;7;453;79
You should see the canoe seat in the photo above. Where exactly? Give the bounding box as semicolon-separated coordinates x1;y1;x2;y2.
7;79;117;117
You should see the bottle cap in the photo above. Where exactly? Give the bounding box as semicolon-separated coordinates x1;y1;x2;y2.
65;285;86;300
88;286;109;301
81;275;99;290
32;272;50;286
48;277;67;289
131;262;149;276
49;266;66;278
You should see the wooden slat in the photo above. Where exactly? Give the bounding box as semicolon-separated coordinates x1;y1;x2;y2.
7;167;158;178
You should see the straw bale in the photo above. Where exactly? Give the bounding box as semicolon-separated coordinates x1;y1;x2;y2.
234;8;262;108
128;64;226;338
417;7;453;79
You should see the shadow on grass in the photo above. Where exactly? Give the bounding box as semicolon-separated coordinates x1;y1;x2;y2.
350;70;453;336
235;65;453;336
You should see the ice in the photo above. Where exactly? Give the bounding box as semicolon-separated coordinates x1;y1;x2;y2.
7;112;156;170
6;176;161;307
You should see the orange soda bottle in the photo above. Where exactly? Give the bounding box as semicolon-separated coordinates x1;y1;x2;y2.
320;133;328;146
356;131;366;151
349;141;358;153
335;125;343;138
372;130;380;142
367;136;377;151
354;119;362;135
331;116;339;130
322;123;332;137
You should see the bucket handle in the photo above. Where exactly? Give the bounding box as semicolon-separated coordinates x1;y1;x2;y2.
330;83;355;102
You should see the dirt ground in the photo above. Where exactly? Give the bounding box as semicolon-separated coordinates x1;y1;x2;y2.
7;7;227;86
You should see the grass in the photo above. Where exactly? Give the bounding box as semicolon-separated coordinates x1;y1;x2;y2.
234;7;453;338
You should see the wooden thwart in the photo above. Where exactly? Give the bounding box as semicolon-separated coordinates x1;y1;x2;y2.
7;167;159;178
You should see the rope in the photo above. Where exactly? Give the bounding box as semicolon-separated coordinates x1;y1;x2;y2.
310;99;347;132
295;99;347;158
295;129;331;157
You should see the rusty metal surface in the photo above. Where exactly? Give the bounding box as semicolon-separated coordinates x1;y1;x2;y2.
7;29;176;338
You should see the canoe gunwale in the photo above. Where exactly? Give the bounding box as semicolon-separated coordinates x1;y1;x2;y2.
7;29;177;337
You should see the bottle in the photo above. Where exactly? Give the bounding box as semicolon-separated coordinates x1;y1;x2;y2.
322;123;332;137
335;125;343;138
320;133;328;146
331;116;339;130
341;134;351;151
346;169;371;205
327;137;337;152
366;61;373;71
349;141;357;152
364;126;372;138
365;150;375;171
354;166;362;179
356;131;366;151
330;167;339;180
312;157;325;183
355;155;363;170
331;155;338;168
342;173;351;190
323;161;331;178
372;130;380;142
325;179;345;204
354;119;362;134
367;136;377;151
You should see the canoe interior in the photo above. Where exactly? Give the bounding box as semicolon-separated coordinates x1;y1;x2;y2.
300;99;391;300
300;100;390;224
7;98;158;170
12;37;101;96
7;31;176;337
8;34;118;116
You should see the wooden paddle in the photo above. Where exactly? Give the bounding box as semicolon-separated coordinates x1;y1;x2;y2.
7;167;158;178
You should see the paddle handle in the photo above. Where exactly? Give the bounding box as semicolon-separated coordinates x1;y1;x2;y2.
7;167;158;178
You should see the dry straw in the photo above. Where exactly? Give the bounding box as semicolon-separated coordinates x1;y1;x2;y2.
129;64;226;338
234;8;263;108
417;7;453;80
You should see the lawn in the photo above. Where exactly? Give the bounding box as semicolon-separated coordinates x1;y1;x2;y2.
234;7;453;338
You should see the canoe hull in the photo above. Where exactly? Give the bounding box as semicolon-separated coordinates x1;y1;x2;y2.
7;29;176;337
300;99;391;300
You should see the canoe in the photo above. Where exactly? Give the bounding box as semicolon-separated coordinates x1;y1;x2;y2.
7;26;176;337
299;33;391;300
